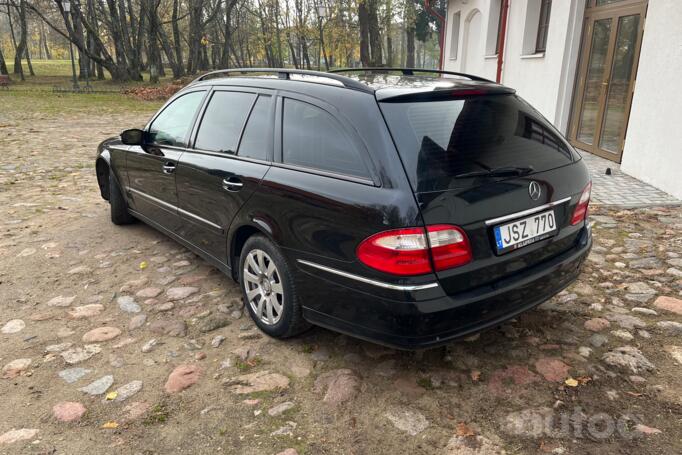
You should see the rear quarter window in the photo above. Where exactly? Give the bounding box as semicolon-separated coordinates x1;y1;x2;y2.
380;94;576;192
282;98;369;179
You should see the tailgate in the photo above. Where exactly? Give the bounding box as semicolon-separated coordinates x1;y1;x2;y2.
379;91;590;294
416;164;589;294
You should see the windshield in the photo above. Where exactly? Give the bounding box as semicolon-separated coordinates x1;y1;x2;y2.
380;94;578;193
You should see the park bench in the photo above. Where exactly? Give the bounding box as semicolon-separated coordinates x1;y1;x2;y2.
0;75;9;90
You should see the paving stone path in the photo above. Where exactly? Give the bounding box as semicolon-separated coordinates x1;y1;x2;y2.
0;103;681;454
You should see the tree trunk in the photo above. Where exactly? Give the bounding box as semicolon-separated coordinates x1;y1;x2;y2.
0;47;9;75
358;0;370;67
145;0;161;83
157;17;183;78
104;0;136;80
367;0;382;66
172;0;184;74
86;0;103;79
405;0;416;67
186;0;206;74
38;21;51;59
9;1;26;80
71;8;88;79
25;42;34;76
221;0;238;67
406;28;415;67
385;0;393;66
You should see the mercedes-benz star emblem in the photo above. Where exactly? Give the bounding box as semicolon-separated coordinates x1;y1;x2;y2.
528;181;542;201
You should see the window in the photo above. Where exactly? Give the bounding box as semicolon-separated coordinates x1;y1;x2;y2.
495;2;505;54
195;91;256;153
536;0;552;53
485;1;503;56
238;96;272;161
282;99;368;178
379;95;575;192
449;12;461;60
148;91;205;147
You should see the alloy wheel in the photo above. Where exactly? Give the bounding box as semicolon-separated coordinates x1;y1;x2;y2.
243;249;284;325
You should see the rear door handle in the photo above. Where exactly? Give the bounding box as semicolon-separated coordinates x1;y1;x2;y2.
222;177;243;191
162;162;176;174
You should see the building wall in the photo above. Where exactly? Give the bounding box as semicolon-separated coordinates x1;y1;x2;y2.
620;0;682;199
443;0;585;132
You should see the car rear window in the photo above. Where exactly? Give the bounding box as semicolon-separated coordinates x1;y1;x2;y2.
380;94;577;193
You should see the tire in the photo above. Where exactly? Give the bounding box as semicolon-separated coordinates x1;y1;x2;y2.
109;169;136;225
239;235;310;338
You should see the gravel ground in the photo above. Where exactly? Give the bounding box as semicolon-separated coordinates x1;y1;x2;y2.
1;98;681;454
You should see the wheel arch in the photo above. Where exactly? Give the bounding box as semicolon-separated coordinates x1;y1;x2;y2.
95;156;111;201
228;217;277;281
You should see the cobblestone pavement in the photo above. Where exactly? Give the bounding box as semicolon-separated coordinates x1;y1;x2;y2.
0;103;681;455
580;151;680;207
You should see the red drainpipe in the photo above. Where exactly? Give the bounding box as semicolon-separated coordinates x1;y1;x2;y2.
424;0;445;70
496;0;510;83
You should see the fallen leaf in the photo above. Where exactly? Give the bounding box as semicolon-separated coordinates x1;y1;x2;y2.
564;378;579;387
101;421;119;429
456;422;476;437
470;370;481;382
105;391;118;401
139;261;148;270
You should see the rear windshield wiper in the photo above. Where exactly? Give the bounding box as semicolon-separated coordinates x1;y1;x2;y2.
453;166;535;179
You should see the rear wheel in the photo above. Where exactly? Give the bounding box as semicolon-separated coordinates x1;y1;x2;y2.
239;235;310;338
109;170;136;225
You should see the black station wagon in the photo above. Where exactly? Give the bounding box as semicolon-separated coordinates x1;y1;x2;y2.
95;68;592;349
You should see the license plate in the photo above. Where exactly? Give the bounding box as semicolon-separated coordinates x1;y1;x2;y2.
493;210;556;254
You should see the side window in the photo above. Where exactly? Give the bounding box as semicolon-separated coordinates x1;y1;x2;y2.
282;99;368;178
148;91;205;147
238;95;272;161
195;91;256;153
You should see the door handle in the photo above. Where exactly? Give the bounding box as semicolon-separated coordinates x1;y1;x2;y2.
162;162;176;174
222;177;243;191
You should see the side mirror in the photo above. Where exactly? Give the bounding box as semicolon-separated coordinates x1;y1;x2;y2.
121;128;145;146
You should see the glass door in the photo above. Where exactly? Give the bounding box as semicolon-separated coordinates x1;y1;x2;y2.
569;1;646;162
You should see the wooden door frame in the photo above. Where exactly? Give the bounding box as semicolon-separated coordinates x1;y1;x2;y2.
568;0;647;162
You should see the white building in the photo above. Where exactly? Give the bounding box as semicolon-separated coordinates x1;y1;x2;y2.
442;0;682;199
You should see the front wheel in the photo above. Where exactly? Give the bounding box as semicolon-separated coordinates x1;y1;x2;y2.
239;235;310;338
109;169;136;225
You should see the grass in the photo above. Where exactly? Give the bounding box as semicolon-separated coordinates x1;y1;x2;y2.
416;376;434;390
6;59;177;89
143;402;171;425
236;356;263;372
1;59;172;118
0;88;163;117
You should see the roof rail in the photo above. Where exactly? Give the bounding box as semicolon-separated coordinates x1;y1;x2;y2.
330;67;494;83
190;68;374;93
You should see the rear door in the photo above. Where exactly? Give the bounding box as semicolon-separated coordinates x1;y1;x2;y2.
380;93;590;294
174;88;274;263
126;90;206;231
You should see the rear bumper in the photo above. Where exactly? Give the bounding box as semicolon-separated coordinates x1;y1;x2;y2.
297;225;592;350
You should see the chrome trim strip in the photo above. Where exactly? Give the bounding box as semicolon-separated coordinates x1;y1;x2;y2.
128;187;176;212
297;259;439;291
128;187;223;232
484;197;572;226
177;206;223;232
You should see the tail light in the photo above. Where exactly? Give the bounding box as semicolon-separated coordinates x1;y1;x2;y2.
356;225;471;276
570;182;592;225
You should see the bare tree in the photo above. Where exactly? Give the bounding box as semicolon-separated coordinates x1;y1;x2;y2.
366;0;381;65
358;0;370;67
0;46;9;75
